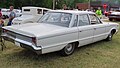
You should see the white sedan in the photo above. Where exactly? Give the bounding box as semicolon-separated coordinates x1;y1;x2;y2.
2;10;119;56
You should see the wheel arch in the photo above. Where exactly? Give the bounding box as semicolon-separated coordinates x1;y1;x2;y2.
111;29;116;34
109;28;117;35
62;41;79;49
60;41;79;56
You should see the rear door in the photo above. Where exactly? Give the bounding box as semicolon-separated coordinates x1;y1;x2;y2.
78;14;94;46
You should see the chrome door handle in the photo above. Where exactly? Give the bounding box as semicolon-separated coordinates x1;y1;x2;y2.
79;31;82;32
94;28;96;30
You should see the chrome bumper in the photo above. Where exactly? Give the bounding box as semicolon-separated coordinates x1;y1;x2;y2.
1;33;42;54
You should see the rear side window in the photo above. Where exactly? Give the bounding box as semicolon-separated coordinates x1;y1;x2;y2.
78;14;90;26
37;9;42;14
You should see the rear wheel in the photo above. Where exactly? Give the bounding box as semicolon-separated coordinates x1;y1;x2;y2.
60;43;75;56
6;15;9;18
2;15;6;19
109;18;113;21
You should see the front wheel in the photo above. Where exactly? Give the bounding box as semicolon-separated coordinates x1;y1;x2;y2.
106;31;114;41
60;43;75;56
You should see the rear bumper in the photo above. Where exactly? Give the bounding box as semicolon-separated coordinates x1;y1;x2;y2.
20;43;42;54
1;33;42;54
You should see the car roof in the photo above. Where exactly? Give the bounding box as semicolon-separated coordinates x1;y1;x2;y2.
22;6;51;10
49;10;95;14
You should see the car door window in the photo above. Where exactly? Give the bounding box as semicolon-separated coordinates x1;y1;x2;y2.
78;14;90;26
89;14;101;24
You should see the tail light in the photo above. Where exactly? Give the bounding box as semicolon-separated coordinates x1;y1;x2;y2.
108;12;112;15
32;37;37;45
2;28;8;33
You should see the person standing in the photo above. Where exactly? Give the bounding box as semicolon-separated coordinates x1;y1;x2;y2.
7;6;16;26
0;14;4;35
0;8;2;18
0;9;4;27
96;7;102;19
0;15;4;27
62;4;68;10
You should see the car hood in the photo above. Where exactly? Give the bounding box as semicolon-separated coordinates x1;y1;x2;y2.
3;23;67;37
103;22;119;27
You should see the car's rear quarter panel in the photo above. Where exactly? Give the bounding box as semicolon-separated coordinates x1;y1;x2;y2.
37;28;79;54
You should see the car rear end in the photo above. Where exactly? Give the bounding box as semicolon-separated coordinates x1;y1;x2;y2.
108;12;120;21
2;27;42;54
12;15;34;25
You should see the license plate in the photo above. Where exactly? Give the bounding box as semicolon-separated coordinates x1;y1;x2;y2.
15;42;20;47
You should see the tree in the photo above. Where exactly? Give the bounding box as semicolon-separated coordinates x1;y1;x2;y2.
0;0;120;9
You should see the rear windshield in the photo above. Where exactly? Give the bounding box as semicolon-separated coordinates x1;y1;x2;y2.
39;12;72;27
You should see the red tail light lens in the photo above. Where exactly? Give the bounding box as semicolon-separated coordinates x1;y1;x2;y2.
2;28;8;33
32;37;36;45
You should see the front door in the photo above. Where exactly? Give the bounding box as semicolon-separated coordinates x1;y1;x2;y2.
89;14;106;42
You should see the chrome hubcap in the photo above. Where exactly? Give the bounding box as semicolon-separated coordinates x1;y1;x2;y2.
65;44;74;55
109;33;112;40
66;44;72;52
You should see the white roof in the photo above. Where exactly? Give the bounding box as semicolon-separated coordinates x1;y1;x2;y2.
22;6;51;10
49;10;95;14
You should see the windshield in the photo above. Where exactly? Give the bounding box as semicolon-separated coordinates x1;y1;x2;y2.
38;12;72;27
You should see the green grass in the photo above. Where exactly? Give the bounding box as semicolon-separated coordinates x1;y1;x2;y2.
0;20;120;68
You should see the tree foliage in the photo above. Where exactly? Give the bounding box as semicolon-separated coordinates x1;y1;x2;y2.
0;0;120;9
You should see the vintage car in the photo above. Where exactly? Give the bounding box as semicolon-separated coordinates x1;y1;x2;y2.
12;7;51;25
108;10;120;21
2;10;119;56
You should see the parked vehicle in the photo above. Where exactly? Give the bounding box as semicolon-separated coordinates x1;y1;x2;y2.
2;10;119;56
1;8;22;19
1;9;9;19
108;10;120;21
104;11;112;17
12;7;51;25
14;9;22;17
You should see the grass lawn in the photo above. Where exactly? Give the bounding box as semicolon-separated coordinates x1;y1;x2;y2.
0;20;120;68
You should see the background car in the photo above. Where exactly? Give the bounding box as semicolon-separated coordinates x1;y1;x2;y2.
108;10;120;21
1;9;9;19
1;8;22;19
12;7;51;25
104;11;112;17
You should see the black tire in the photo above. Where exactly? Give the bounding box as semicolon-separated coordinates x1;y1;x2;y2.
6;15;9;18
109;18;113;21
2;15;6;19
60;43;75;56
106;31;114;41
